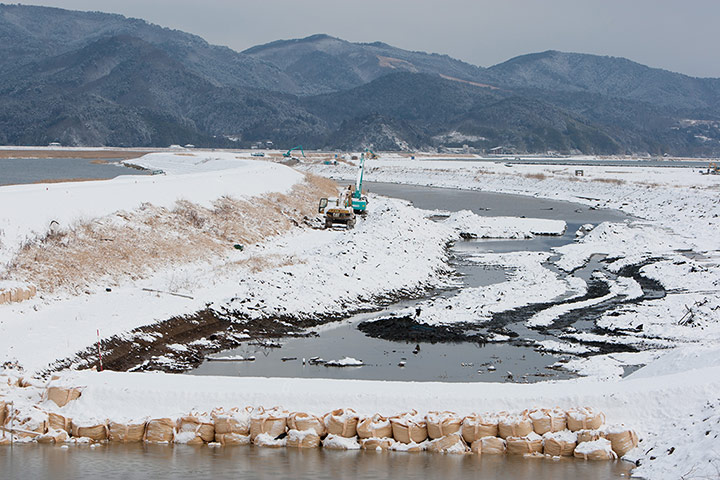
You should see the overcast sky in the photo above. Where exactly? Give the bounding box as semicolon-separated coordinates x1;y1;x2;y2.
17;0;720;78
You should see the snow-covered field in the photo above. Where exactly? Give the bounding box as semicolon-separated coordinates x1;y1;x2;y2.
1;150;719;479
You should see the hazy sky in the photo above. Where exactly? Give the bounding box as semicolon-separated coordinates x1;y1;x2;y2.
16;0;720;78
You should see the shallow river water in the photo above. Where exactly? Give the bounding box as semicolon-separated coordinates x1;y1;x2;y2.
0;157;149;186
0;443;635;480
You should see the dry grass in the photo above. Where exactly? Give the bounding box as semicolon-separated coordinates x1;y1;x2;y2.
4;173;338;294
0;150;152;160
31;177;112;184
523;172;548;180
593;177;626;185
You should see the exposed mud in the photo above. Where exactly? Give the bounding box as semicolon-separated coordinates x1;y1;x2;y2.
45;309;313;375
358;315;486;344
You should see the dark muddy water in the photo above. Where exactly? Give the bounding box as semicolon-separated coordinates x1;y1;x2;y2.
192;183;630;382
0;443;635;480
0;157;149;186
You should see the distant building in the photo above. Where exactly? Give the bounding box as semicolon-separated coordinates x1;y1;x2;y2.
184;144;195;149
48;142;61;147
488;146;514;155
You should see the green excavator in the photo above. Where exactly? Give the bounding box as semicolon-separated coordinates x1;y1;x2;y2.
283;146;306;158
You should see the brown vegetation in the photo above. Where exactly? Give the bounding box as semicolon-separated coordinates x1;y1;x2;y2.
0;149;152;160
4;173;338;294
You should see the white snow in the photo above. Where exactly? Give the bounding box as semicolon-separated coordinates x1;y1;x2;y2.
444;210;566;238
324;357;364;367
0;152;302;268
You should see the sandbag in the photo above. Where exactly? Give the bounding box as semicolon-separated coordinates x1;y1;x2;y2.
529;408;567;434
324;408;359;438
253;432;287;448
602;426;639;457
108;421;146;443
144;418;175;443
357;414;392;439
427;433;469;454
574;438;618;460
47;386;82;407
213;407;252;436
36;428;68;444
288;412;326;437
426;411;462;439
177;415;215;443
71;422;108;442
576;429;604;444
0;400;5;425
506;433;543;455
286;429;321;448
391;411;428;444
389;441;425;453
543;431;577;457
48;413;72;433
361;437;395;450
7;405;47;438
461;414;500;443
323;433;361;450
215;433;251;446
473;436;506;455
498;413;533;439
250;407;287;440
567;407;605;432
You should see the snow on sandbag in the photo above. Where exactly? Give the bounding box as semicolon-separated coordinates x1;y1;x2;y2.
389;439;426;453
529;408;567;434
472;436;506;455
250;407;288;440
215;433;251;446
461;414;500;443
46;386;82;407
6;404;47;438
543;430;577;457
566;407;605;432
574;438;618;460
36;428;68;444
426;411;462;439
600;425;639;457
426;433;469;454
176;413;214;444
71;421;108;442
357;414;392;439
48;412;72;434
212;407;252;437
287;412;326;437
498;412;533;439
576;429;604;443
286;429;321;448
391;410;428;444
253;432;287;448
108;421;146;443
144;418;175;443
324;408;359;438
506;432;543;455
323;433;361;450
360;437;395;451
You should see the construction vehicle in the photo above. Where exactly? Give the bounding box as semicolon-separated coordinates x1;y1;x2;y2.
701;162;719;175
283;146;306;158
318;187;356;229
350;149;372;213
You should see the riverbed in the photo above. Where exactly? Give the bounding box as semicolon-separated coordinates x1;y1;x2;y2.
190;182;631;382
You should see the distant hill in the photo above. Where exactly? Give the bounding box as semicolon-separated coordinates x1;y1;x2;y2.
1;4;719;154
487;50;720;111
244;34;491;95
